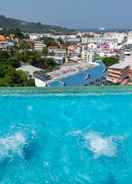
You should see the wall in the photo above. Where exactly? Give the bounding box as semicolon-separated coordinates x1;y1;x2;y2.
35;78;47;87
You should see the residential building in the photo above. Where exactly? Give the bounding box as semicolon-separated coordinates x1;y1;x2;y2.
81;45;96;63
34;41;46;51
29;33;43;41
48;46;67;57
68;45;81;58
0;35;15;50
46;56;64;64
107;63;130;84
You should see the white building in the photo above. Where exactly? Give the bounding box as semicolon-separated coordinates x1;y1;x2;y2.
34;41;46;51
29;33;42;41
68;45;81;58
48;47;67;57
46;56;64;64
103;32;127;44
35;77;47;87
81;45;96;63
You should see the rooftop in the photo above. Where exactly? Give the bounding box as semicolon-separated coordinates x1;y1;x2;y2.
0;35;6;42
16;64;41;77
109;62;129;69
109;55;132;69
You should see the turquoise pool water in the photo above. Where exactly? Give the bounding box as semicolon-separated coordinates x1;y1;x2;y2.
0;89;132;183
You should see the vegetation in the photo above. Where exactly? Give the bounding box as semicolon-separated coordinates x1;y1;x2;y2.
0;15;74;33
19;40;33;50
42;47;48;56
0;15;73;87
0;48;58;86
32;57;58;72
0;64;34;87
0;28;26;39
15;49;58;72
96;55;119;67
42;37;58;47
102;57;119;67
16;50;41;64
0;50;34;86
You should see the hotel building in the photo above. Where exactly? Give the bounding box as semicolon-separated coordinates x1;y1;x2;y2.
107;63;130;84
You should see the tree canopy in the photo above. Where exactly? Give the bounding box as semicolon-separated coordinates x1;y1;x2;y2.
42;37;58;47
0;50;35;86
102;57;119;67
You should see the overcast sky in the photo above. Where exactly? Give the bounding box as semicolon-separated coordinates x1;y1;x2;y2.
0;0;132;29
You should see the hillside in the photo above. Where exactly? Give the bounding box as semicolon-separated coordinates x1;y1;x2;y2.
0;15;73;33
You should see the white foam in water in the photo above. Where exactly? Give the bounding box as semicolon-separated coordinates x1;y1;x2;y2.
85;132;117;158
0;132;26;160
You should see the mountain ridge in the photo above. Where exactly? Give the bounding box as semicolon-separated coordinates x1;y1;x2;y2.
0;15;74;33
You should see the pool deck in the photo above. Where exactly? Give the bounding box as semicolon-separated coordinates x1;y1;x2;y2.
47;62;95;82
0;86;132;95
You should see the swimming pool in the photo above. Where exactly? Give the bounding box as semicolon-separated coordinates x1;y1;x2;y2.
48;62;106;87
0;87;132;183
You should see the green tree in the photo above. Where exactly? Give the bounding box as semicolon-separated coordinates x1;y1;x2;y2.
16;50;42;64
42;37;58;47
42;47;48;56
32;57;57;71
19;40;32;50
7;57;21;68
10;28;24;39
0;63;35;86
0;51;10;59
102;57;119;67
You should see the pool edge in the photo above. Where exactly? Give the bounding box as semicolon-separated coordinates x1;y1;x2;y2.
0;86;132;95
